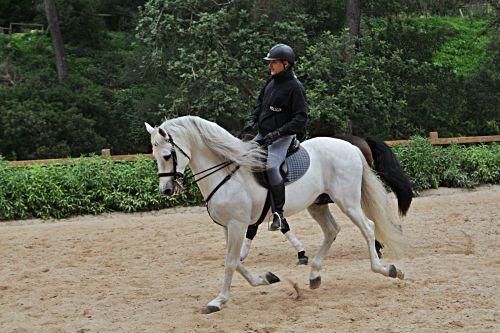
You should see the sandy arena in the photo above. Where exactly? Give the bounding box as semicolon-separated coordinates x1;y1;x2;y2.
0;185;498;332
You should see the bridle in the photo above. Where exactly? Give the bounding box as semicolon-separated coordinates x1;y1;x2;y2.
157;131;191;182
156;129;238;202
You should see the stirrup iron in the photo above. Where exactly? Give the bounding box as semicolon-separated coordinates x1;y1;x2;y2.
269;212;283;231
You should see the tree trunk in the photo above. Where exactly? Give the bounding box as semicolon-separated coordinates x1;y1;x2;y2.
345;0;361;37
44;0;68;83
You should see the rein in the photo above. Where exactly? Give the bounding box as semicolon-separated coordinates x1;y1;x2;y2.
157;130;239;203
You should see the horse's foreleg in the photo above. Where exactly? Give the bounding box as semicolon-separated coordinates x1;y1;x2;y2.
202;221;280;314
240;224;258;261
237;224;281;285
236;262;280;286
203;222;245;314
306;204;340;289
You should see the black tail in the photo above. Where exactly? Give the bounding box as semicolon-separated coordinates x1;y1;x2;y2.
365;137;413;216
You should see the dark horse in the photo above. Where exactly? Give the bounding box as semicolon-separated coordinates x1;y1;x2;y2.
240;135;414;264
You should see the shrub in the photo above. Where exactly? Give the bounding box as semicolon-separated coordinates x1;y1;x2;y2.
1;141;498;220
393;138;499;191
0;156;203;220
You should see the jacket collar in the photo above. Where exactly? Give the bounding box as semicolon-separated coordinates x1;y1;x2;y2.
272;68;295;82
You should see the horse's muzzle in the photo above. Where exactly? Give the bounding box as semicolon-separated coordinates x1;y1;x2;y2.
160;180;175;196
160;179;183;196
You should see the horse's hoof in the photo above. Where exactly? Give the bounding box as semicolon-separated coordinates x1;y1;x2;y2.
201;305;221;314
388;265;404;279
309;276;321;289
297;256;308;265
265;272;280;284
388;265;397;278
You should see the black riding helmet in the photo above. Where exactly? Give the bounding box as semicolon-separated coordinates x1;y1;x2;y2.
264;43;296;65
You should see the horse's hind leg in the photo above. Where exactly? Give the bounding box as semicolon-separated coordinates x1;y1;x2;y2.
336;200;398;278
306;204;341;289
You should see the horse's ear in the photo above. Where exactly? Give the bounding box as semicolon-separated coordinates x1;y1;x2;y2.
158;127;167;138
145;122;155;134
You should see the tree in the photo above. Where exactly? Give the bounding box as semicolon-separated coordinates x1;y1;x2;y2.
44;0;68;82
345;0;361;37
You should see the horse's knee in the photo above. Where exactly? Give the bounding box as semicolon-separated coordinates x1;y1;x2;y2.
224;258;239;272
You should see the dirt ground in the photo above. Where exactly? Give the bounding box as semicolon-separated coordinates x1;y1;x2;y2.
0;185;498;333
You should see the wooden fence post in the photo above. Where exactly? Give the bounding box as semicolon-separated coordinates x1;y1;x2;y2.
101;149;111;157
429;132;439;139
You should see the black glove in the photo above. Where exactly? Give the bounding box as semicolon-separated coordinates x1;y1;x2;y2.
243;120;255;133
260;130;281;147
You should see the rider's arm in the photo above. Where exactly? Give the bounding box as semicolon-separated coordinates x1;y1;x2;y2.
277;85;308;136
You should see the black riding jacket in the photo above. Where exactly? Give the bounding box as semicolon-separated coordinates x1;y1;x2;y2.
249;68;308;139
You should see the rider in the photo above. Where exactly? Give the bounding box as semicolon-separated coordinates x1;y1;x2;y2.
243;43;308;231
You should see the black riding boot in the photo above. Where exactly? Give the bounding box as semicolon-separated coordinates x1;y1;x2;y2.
269;181;286;231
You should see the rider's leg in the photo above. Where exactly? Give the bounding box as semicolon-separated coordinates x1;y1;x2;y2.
266;135;293;231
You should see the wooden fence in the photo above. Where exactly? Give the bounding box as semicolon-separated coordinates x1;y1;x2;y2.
7;132;500;166
384;132;500;146
1;23;44;34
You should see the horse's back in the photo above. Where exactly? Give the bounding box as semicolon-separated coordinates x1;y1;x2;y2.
302;137;364;166
298;137;365;207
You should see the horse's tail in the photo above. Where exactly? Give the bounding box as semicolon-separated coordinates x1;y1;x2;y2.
359;152;407;257
365;137;413;216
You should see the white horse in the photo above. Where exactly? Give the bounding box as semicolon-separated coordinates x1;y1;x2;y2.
145;115;405;314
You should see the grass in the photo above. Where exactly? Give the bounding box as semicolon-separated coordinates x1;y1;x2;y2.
413;16;493;76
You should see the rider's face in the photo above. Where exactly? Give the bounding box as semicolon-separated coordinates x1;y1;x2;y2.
268;60;288;76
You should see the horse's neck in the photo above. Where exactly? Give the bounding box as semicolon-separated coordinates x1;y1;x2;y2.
188;146;232;200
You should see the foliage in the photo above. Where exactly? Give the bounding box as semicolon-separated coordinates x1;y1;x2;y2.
0;156;203;220
136;0;312;129
44;0;106;48
1;141;498;220
363;0;498;16
136;3;498;140
300;31;409;137
298;16;499;139
367;16;457;63
96;0;147;31
0;31;160;159
0;0;39;27
393;138;499;191
417;17;494;76
0;1;498;160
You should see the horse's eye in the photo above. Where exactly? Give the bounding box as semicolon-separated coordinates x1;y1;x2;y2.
163;155;171;161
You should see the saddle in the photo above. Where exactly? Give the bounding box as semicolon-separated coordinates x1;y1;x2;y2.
250;138;332;226
253;137;310;188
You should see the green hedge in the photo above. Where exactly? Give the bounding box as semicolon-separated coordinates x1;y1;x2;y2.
0;139;498;220
393;138;499;191
0;156;203;220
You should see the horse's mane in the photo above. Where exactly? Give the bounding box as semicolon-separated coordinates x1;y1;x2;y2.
159;116;265;171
